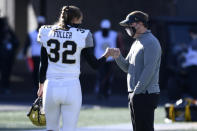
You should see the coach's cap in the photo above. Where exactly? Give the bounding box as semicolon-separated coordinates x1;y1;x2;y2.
119;11;149;27
101;19;111;29
37;16;46;24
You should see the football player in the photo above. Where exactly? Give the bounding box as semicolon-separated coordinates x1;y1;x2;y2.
37;5;111;131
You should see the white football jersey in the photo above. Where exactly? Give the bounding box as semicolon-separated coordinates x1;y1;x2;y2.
37;25;90;80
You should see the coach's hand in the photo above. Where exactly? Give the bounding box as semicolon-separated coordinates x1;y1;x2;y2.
37;83;44;97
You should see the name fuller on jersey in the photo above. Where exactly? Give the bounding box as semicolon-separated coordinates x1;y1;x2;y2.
53;31;72;39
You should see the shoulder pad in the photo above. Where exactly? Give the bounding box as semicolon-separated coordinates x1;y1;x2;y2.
38;25;52;36
37;25;51;44
41;25;53;29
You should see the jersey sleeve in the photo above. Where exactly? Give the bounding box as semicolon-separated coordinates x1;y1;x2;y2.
81;47;106;69
39;46;48;83
85;31;94;48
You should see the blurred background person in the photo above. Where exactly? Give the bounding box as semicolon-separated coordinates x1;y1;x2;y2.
180;26;197;99
167;26;197;101
93;19;124;99
0;17;19;94
23;16;45;96
189;26;197;48
166;42;188;101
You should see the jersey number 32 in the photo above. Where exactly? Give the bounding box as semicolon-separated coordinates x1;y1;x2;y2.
47;39;77;64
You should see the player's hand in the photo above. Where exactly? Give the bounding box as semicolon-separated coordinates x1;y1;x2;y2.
103;48;120;58
111;48;120;58
37;83;44;97
103;47;112;58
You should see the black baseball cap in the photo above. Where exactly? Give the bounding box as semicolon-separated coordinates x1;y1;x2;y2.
119;11;149;27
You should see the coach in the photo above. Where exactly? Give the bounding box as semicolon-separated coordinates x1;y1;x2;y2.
111;11;161;131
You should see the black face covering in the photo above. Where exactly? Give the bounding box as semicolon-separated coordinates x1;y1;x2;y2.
125;27;136;38
72;24;81;28
102;28;109;37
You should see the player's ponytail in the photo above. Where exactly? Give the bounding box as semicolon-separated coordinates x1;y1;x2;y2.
58;5;82;29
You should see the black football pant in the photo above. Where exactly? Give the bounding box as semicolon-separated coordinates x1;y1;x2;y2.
129;92;159;131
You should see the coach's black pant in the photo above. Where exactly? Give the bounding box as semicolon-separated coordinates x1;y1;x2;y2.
129;92;159;131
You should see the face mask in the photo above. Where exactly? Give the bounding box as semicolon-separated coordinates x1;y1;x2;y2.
72;24;81;28
102;28;109;37
125;27;136;38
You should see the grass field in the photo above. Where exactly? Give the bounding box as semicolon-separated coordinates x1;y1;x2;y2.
0;106;163;129
0;106;196;131
0;106;166;129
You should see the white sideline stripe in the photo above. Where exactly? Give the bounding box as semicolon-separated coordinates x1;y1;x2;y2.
26;123;197;131
155;123;197;130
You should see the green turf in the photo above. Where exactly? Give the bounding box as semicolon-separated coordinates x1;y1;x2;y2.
78;107;131;126
0;107;131;129
155;106;166;123
0;111;42;129
0;106;193;131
